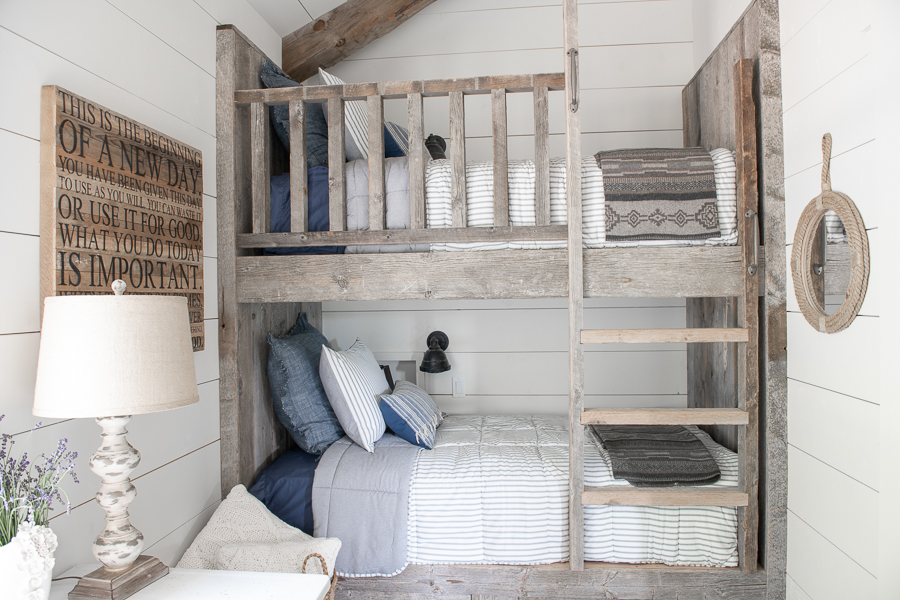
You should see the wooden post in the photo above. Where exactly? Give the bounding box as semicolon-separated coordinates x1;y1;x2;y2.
492;88;509;227
734;57;760;574
368;95;385;231
450;90;467;228
251;102;270;234
289;100;308;233
328;96;346;231
408;93;426;230
534;86;551;226
563;0;584;572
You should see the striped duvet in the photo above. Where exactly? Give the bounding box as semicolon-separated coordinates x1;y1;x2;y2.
407;415;738;568
423;148;737;251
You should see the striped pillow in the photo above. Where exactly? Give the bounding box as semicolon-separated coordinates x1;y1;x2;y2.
319;340;390;452
318;67;369;161
380;381;443;449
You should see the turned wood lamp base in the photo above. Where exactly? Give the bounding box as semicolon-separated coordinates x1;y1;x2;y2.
69;417;170;600
68;556;169;600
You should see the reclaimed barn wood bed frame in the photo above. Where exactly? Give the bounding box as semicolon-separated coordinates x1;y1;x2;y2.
215;1;786;598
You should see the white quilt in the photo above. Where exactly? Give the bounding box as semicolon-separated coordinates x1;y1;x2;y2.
407;415;738;567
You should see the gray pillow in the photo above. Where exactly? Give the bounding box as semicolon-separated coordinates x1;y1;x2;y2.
267;313;343;454
260;61;329;170
343;157;429;254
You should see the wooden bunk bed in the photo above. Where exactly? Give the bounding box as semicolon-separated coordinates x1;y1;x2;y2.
215;1;786;598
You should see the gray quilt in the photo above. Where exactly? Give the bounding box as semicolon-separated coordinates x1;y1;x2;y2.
312;433;419;576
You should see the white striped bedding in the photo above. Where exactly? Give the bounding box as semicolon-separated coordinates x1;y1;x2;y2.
423;149;737;251
407;415;738;568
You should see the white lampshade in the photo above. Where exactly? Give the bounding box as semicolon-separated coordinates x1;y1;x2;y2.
33;288;199;418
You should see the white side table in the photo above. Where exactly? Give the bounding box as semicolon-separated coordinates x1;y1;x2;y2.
51;565;331;600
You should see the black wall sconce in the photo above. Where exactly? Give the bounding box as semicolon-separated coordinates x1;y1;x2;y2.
419;331;451;373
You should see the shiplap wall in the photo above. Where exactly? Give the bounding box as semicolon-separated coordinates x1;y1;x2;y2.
317;0;695;415
0;0;282;575
780;1;884;599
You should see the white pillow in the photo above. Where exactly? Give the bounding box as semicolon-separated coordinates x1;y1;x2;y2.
319;67;368;161
176;485;310;570
215;538;342;576
319;340;389;452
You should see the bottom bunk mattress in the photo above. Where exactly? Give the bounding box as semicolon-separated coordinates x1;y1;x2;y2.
309;414;738;577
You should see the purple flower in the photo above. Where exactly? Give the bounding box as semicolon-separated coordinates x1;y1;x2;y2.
1;417;78;546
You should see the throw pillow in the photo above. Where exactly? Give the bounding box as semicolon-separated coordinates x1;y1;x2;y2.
318;68;409;161
265;170;344;255
268;313;344;454
215;538;342;576
319;339;389;452
380;380;443;449
261;60;329;169
176;485;310;570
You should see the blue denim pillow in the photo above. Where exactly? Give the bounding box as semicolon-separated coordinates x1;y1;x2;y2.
261;60;329;169
380;381;443;449
384;121;409;157
267;313;344;454
265;170;344;255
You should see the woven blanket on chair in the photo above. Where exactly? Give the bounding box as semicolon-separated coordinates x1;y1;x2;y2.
596;147;720;242
591;425;721;487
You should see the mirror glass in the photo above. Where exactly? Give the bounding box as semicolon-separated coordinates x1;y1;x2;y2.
818;211;850;316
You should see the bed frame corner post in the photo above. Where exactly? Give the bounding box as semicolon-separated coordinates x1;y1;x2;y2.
216;24;242;498
735;56;760;574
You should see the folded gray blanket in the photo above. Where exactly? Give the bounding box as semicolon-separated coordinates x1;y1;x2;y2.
312;433;419;576
591;425;721;487
596;147;720;242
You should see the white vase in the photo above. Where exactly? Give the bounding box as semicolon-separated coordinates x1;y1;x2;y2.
0;524;57;600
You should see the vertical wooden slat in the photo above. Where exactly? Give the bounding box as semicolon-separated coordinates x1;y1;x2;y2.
408;93;426;230
534;86;551;226
250;101;270;233
327;96;346;231
734;57;760;574
289;100;308;232
491;88;509;227
450;90;467;228
563;0;584;572
368;95;386;231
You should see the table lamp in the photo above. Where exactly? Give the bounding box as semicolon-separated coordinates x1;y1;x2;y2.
33;280;199;600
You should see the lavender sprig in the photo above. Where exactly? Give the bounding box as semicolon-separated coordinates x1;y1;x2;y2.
0;415;78;546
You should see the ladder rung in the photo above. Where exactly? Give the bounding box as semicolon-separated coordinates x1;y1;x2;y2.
581;408;749;426
583;486;748;507
581;328;749;344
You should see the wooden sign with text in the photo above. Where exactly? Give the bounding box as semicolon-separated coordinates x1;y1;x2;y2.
39;86;205;351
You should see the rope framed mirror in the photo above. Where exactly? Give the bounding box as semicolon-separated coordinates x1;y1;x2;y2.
791;134;870;333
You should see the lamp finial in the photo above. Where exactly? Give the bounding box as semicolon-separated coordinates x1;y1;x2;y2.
112;280;126;296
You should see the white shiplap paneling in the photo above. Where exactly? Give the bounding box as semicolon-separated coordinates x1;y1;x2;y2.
0;129;41;236
0;0;277;577
787;444;879;574
780;0;889;595
786;512;878;600
787;379;879;490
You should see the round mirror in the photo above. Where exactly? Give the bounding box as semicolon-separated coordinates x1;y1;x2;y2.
791;137;869;334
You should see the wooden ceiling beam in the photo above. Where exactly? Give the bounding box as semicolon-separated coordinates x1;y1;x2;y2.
282;0;437;83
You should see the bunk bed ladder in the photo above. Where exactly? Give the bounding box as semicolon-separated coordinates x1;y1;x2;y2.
562;0;585;574
569;59;760;574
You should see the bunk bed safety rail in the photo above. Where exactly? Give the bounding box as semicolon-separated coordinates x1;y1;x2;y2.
234;74;567;250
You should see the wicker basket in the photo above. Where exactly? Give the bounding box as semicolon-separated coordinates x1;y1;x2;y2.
302;553;337;600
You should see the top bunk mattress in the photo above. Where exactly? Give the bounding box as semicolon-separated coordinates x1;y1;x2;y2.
268;148;737;254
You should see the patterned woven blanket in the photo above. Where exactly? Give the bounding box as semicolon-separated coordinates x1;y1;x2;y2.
591;425;721;487
596;147;720;242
